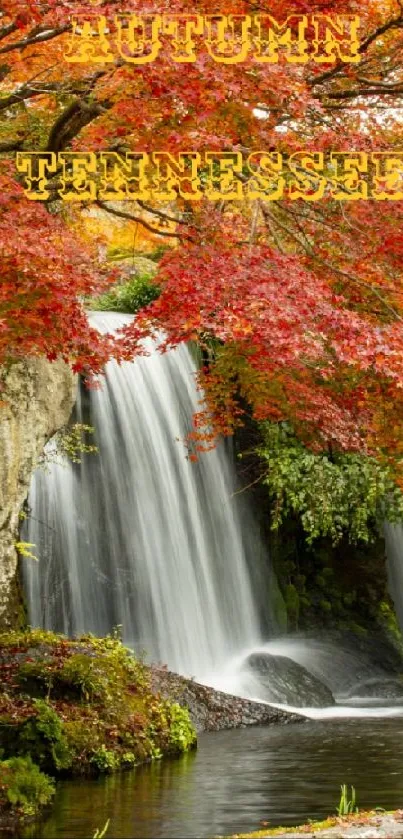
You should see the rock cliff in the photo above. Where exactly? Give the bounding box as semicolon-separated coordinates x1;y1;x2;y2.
0;359;76;629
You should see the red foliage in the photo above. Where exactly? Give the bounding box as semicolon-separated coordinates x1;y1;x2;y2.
0;171;118;373
0;0;402;464
117;205;403;458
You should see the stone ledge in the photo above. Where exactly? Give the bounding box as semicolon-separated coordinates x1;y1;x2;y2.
150;666;304;732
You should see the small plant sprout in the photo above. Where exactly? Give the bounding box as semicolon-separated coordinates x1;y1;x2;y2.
54;424;98;465
93;819;110;838
337;784;358;816
15;542;38;561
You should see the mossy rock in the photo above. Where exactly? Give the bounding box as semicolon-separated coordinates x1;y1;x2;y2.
0;631;196;780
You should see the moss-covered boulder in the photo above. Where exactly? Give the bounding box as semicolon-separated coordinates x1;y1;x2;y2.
0;630;196;783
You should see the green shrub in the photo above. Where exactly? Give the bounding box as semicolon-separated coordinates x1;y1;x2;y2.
167;703;197;753
142;699;195;757
91;273;161;314
50;424;98;465
90;745;119;773
0;756;55;816
121;752;136;767
257;421;403;544
10;700;72;772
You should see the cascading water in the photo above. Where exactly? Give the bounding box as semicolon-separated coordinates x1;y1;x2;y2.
23;312;267;680
21;312;403;713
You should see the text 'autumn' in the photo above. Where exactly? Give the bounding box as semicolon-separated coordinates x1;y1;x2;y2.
63;14;361;65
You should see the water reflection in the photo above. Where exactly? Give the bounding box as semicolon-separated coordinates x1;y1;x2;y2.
25;720;403;839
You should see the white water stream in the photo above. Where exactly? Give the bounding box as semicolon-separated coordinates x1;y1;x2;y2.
23;312;265;680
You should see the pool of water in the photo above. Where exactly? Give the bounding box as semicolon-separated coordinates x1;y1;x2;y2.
25;718;403;839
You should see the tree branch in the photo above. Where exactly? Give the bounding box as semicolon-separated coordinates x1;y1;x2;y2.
308;8;403;88
95;200;191;240
0;24;70;55
325;84;403;100
0;137;25;152
0;21;17;42
0;81;63;111
136;200;187;226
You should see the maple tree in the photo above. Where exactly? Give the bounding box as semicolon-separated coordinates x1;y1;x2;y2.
0;0;403;474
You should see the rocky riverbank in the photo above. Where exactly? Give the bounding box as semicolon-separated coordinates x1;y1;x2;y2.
150;666;304;731
229;810;403;838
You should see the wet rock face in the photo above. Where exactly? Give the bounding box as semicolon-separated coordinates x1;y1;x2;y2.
345;677;403;701
244;653;335;708
150;667;305;732
0;359;76;629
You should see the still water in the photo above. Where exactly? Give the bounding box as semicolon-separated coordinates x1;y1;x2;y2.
26;718;403;838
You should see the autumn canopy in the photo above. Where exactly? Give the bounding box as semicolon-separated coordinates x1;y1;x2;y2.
0;0;403;477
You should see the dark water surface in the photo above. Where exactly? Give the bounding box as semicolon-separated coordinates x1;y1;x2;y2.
25;719;403;838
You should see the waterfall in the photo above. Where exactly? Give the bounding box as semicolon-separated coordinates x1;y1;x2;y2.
385;523;403;636
22;312;266;681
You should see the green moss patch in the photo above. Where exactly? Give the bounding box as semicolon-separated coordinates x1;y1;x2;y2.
0;629;196;825
0;755;54;820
